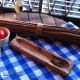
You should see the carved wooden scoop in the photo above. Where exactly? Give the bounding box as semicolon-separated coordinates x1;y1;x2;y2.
10;36;74;77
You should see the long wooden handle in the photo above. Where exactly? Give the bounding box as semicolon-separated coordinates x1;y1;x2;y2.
0;18;80;43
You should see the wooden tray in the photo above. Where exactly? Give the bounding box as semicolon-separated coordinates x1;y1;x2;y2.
10;36;74;77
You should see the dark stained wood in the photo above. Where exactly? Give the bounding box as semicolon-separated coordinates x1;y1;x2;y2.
4;13;16;20
54;18;66;27
28;13;42;23
16;12;29;21
40;13;56;26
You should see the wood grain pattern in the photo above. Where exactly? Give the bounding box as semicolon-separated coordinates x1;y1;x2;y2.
54;18;66;27
4;13;16;20
2;12;66;26
28;13;42;23
16;12;29;21
40;13;56;26
10;36;74;77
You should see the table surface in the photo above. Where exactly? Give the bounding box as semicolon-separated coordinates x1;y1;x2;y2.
0;12;66;26
0;12;80;80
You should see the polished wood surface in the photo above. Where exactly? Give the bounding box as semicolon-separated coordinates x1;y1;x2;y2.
1;12;66;26
10;36;73;77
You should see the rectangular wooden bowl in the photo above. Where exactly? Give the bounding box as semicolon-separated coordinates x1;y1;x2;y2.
10;36;74;77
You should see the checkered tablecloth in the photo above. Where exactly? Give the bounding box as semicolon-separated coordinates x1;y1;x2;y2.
0;22;80;80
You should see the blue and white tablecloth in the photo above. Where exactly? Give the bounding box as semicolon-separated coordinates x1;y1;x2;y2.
0;22;80;80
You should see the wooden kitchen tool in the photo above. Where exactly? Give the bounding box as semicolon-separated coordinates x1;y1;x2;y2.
10;36;74;77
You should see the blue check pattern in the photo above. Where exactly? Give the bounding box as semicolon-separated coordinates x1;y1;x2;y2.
0;22;80;80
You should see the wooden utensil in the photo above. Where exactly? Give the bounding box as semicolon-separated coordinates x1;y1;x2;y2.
10;36;74;77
